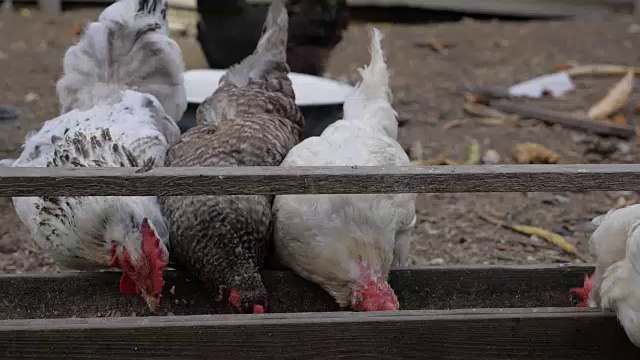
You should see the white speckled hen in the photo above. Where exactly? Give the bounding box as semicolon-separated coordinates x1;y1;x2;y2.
6;0;186;311
159;0;303;314
272;28;416;312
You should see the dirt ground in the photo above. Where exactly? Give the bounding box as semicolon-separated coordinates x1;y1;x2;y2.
1;7;639;273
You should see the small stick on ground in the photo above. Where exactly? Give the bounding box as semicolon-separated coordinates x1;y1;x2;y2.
489;99;636;138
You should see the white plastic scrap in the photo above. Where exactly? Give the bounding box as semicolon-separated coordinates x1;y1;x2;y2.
508;71;575;98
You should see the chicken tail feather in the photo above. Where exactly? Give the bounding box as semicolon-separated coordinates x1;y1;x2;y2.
56;0;186;122
222;0;290;88
343;27;399;139
255;0;288;60
97;0;169;26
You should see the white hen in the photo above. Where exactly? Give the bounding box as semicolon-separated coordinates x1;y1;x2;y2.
575;204;640;346
272;28;416;311
7;0;185;311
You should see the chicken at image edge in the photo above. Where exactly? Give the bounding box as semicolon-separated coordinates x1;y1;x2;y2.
5;0;187;311
571;204;640;347
272;27;416;311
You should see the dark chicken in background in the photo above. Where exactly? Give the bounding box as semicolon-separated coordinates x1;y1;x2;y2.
196;0;348;76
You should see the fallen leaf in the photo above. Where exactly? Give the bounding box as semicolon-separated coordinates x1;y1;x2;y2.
476;118;517;127
612;113;628;126
479;214;589;262
464;142;481;165
442;119;466;130
426;39;451;55
512;143;560;164
477;118;504;126
588;70;634;120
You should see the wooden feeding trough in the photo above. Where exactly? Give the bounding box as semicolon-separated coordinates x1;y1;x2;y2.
2;164;640;359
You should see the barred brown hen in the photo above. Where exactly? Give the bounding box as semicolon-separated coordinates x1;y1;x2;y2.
160;0;304;314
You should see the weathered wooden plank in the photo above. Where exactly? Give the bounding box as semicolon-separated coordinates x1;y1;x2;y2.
0;308;638;359
2;164;640;196
0;265;593;320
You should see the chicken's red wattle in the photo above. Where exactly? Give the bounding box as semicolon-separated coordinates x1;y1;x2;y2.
570;274;594;307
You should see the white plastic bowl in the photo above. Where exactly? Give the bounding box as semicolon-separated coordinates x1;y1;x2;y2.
183;69;354;106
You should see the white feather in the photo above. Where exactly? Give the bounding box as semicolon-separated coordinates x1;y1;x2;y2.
57;0;186;123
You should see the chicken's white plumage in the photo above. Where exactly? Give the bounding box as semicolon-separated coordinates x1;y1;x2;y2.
273;28;416;310
12;91;177;267
586;204;640;347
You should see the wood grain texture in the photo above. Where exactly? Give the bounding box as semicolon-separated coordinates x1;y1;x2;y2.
0;265;592;320
1;308;639;359
2;164;640;196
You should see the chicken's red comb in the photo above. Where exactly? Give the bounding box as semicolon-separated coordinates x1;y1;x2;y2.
141;218;167;295
229;288;242;311
228;288;266;314
570;274;594;307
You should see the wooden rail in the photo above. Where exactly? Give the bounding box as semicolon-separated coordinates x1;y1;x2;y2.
2;265;638;359
1;308;639;359
1;164;640;196
1;165;635;357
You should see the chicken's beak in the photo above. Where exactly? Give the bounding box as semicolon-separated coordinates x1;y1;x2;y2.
141;290;161;312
